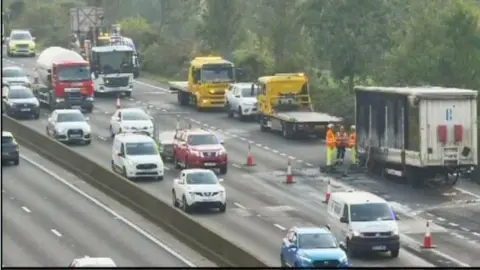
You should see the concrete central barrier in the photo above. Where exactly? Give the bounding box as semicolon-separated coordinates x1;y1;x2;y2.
2;115;267;267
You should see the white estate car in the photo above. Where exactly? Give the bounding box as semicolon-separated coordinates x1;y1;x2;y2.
172;169;226;213
112;133;164;180
109;108;154;138
69;256;117;267
225;82;259;120
46;109;91;144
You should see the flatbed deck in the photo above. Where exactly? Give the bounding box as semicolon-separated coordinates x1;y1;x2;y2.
275;111;342;123
168;81;188;91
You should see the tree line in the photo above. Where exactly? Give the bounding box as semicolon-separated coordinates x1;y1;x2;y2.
3;0;480;125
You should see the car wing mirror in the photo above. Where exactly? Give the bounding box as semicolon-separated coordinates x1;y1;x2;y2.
32;37;36;41
85;117;90;121
220;140;224;145
339;241;347;251
149;116;154;120
340;217;349;224
218;178;224;183
117;152;123;157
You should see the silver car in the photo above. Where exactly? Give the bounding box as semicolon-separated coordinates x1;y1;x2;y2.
2;67;30;87
46;109;92;145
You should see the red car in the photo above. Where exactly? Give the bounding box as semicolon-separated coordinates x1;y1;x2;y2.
173;129;228;174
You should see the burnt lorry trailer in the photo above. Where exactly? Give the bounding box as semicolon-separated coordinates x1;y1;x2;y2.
354;86;478;187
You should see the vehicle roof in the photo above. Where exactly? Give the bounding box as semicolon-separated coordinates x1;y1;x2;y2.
355;86;478;97
116;133;155;143
72;257;116;266
119;108;146;114
6;85;30;91
294;227;331;234
10;29;31;34
2;66;24;71
258;73;307;84
183;129;213;136
54;109;83;114
182;168;217;174
331;191;386;204
92;45;134;52
2;131;14;137
230;82;257;89
191;56;233;67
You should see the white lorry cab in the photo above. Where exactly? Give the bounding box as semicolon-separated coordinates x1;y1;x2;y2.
111;133;164;180
326;191;400;258
89;45;134;97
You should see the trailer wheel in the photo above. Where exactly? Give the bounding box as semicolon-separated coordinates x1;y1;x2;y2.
405;166;425;188
177;91;188;106
444;169;460;186
260;116;270;132
281;122;293;139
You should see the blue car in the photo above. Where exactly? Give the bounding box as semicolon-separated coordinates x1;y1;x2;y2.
281;227;349;268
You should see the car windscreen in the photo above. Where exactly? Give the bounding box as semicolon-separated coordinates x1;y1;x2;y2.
350;203;394;222
241;87;258;97
1;136;14;144
11;32;32;41
57;66;91;82
8;88;34;99
186;171;218;185
98;51;134;74
57;113;85;122
298;233;338;249
3;68;26;78
200;64;234;83
123;111;149;121
125;142;157;155
187;134;219;146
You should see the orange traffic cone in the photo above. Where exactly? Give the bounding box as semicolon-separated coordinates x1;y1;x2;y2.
116;96;121;109
246;142;256;166
324;180;332;203
422;220;436;248
286;158;295;184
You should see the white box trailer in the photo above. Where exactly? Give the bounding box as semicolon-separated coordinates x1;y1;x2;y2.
355;86;478;187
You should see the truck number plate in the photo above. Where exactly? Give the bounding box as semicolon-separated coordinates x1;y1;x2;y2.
69;134;82;138
372;245;386;251
204;162;217;167
20;108;30;111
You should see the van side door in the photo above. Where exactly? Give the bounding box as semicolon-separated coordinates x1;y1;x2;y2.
341;204;350;237
116;142;126;169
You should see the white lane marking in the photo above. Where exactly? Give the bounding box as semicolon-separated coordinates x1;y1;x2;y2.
232;164;241;169
454;186;480;200
21;206;31;213
263;146;270;150
51;229;63;237
233;202;246;210
256;143;262;147
297;159;304;163
305;163;313;167
134;80;170;92
461;227;470;232
280;153;287;157
239;137;246;141
436;217;446;222
272;150;279;154
273;224;286;231
426;213;434;217
449;222;459;227
248;140;254;144
472;232;480;237
21;154;196;266
288;156;295;160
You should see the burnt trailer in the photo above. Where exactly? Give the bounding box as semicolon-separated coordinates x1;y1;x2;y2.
354;86;478;187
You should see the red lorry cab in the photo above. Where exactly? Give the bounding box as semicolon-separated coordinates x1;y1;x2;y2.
173;128;228;174
52;60;94;98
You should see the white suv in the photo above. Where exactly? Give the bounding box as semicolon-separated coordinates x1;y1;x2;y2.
172;169;226;213
111;133;164;180
225;83;259;120
69;256;116;267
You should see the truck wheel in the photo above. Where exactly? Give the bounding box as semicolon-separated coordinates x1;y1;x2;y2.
282;123;292;139
172;190;180;207
280;255;286;267
405;166;424;188
48;93;55;111
226;103;234;118
238;107;246;121
177;91;188;106
182;196;191;213
260;116;269;132
173;154;181;169
219;165;228;175
390;248;400;258
13;157;19;166
124;91;131;98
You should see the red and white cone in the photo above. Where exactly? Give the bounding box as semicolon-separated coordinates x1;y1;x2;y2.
246;142;256;166
422;220;436;248
116;96;121;109
324;180;332;203
286;158;295;184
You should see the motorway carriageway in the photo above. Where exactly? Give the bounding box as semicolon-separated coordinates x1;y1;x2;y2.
1;145;212;267
4;56;480;266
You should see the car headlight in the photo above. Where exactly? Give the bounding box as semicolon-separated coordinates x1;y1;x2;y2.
391;228;399;235
8;102;17;107
297;255;312;263
191;150;201;156
56;127;66;133
351;230;360;237
126;159;136;167
84;126;91;133
29;43;36;49
218;149;227;155
339;254;348;263
188;192;196;197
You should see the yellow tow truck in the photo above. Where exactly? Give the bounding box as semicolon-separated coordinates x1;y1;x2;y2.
257;73;341;139
168;56;235;110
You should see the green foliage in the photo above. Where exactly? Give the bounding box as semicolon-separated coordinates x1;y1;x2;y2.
6;0;480;126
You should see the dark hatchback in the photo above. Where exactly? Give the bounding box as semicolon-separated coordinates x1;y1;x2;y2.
2;131;20;165
2;85;40;119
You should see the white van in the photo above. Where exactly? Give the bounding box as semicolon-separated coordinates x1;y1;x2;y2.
112;133;164;180
326;191;400;258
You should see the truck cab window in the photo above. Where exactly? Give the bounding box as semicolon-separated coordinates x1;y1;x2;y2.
342;204;349;221
192;68;200;84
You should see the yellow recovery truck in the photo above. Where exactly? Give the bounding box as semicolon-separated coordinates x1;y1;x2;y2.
168;56;235;110
258;73;341;139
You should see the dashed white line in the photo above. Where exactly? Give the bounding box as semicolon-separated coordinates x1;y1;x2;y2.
248;140;255;144
233;202;246;210
472;232;480;237
21;206;31;213
306;163;313;167
232;164;241;169
256;143;262;147
449;222;459;227
288;156;296;160
297;159;304;163
240;137;246;141
461;227;470;232
272;150;279;154
436;217;446;222
230;134;238;138
51;229;63;237
280;153;287;156
426;213;434;217
263;146;270;150
274;224;286;231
